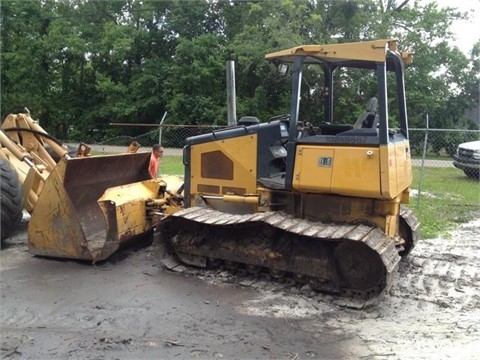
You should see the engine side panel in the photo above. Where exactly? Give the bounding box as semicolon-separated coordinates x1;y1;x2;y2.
188;133;258;206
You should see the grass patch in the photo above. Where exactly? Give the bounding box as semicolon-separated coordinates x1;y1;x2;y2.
411;155;451;160
88;152;185;175
410;167;480;238
160;155;184;175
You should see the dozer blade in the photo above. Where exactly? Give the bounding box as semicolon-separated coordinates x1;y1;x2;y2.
27;152;157;262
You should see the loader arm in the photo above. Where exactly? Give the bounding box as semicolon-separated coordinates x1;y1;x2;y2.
0;113;69;211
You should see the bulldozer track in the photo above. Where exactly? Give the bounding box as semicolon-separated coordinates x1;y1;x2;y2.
399;205;420;256
157;206;403;307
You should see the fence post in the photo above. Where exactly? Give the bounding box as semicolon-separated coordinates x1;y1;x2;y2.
158;111;167;146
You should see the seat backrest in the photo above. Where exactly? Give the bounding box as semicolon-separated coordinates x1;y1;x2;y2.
353;97;378;129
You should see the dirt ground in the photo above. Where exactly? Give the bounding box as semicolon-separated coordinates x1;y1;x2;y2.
1;214;479;360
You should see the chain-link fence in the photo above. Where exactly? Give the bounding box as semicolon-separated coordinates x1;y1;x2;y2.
409;128;479;163
409;128;479;180
70;125;227;157
80;126;479;171
406;128;479;209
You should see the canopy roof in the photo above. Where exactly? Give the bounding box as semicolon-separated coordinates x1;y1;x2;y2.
265;39;413;67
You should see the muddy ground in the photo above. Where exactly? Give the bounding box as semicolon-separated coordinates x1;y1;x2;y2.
1;215;479;360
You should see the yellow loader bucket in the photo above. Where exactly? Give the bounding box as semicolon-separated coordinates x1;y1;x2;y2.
28;152;158;262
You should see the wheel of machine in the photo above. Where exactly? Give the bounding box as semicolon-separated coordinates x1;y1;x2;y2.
245;264;261;274
0;159;24;245
224;260;239;270
292;273;308;284
207;258;222;269
333;241;384;290
269;269;285;279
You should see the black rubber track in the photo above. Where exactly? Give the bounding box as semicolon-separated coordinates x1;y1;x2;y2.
1;159;24;243
159;207;401;304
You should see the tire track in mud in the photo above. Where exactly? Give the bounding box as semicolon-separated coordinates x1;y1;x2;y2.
391;222;480;312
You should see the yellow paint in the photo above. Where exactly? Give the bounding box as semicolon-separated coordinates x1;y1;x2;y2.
266;39;413;66
189;134;257;204
293;145;381;198
379;141;412;199
99;180;160;241
28;160;88;259
28;158;166;262
293;141;412;201
222;194;259;204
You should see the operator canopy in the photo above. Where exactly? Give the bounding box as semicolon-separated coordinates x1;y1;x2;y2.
265;39;413;69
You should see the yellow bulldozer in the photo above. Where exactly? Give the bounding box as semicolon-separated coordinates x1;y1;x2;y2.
1;39;419;304
157;39;420;303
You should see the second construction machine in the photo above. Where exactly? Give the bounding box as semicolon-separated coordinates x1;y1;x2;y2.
0;111;161;260
157;39;420;303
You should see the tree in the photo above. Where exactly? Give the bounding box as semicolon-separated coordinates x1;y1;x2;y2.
1;1;54;123
1;0;477;141
164;33;228;125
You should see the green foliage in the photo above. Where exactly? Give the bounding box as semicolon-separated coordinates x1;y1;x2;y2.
1;0;478;140
164;33;227;125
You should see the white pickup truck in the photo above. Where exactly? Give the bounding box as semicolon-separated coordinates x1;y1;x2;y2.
453;140;480;179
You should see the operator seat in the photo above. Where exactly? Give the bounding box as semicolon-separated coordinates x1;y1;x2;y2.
353;97;378;129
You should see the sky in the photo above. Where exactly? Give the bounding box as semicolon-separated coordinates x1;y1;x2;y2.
421;0;480;54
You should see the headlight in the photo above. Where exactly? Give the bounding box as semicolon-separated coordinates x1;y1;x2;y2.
473;150;480;160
